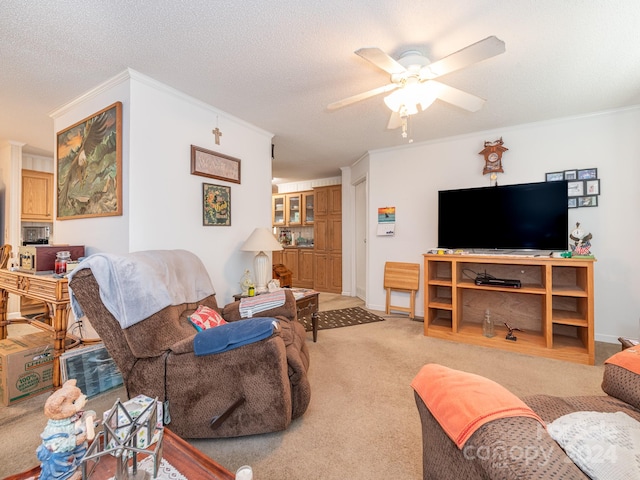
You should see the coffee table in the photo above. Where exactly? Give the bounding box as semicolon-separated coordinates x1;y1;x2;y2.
4;428;234;480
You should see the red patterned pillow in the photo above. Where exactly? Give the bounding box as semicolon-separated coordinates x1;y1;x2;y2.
189;305;227;331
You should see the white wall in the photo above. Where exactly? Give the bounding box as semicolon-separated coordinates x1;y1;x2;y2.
52;72;132;255
51;70;274;306
347;106;640;343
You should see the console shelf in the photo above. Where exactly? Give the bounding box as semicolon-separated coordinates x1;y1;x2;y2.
423;254;596;365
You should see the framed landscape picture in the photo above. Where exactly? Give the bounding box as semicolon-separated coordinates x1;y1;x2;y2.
203;183;231;226
56;102;123;220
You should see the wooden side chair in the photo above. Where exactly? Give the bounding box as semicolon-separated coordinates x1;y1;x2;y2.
0;244;12;269
384;261;420;319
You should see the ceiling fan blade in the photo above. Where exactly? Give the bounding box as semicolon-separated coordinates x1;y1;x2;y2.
355;47;407;75
420;36;505;80
387;111;403;130
430;81;486;112
327;83;398;110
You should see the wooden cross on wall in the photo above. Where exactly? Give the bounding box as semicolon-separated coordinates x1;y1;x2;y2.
212;127;222;145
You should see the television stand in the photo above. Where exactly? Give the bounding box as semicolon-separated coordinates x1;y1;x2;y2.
424;253;595;364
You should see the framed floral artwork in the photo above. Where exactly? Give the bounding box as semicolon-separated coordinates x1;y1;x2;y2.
203;183;231;226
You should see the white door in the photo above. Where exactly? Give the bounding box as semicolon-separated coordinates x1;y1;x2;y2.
355;179;366;300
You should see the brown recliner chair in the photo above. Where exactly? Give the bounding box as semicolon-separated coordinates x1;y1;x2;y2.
69;268;310;439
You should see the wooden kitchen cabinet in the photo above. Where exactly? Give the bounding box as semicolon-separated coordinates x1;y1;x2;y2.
283;249;299;284
313;185;342;293
315;185;341;216
272;192;313;226
22;169;53;221
302;192;314;225
272;195;286;226
272;248;314;288
298;249;314;288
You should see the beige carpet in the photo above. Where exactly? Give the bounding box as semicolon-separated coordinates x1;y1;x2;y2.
0;295;619;479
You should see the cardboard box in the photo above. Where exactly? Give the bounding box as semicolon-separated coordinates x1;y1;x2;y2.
103;395;163;450
0;331;54;406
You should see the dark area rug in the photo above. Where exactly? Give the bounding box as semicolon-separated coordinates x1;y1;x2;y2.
299;306;385;332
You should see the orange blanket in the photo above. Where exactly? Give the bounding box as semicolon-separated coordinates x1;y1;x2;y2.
411;364;545;449
605;347;640;375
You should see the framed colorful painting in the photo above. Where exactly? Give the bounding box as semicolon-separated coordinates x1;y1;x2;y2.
56;102;123;220
203;183;231;226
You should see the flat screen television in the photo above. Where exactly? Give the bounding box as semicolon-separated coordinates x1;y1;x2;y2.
438;181;568;252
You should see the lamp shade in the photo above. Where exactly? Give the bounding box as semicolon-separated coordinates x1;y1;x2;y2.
241;227;283;293
241;227;283;253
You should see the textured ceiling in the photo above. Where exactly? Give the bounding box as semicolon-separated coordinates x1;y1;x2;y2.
1;1;639;184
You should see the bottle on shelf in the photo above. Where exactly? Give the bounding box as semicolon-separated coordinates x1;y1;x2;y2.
482;309;495;338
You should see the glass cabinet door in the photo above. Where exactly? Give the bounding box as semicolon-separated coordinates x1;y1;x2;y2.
287;193;302;225
272;195;286;226
303;193;314;224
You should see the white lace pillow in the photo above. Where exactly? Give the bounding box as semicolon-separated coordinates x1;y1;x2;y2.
547;411;640;480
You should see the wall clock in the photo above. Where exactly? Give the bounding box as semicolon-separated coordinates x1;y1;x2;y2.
479;137;508;175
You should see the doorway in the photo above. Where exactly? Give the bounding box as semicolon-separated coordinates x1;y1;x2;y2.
355;178;366;300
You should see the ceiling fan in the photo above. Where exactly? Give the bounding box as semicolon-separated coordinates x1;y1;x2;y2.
328;36;506;135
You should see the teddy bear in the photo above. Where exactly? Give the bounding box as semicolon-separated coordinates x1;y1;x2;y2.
36;379;96;480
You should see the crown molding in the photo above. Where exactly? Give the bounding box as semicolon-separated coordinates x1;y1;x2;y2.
49;70;131;119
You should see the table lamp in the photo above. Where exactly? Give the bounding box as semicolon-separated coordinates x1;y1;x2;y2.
241;227;283;293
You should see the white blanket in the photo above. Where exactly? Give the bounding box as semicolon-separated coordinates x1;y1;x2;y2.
68;250;215;328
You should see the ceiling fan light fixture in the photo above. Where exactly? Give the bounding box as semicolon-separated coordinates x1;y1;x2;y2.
384;81;437;115
417;82;439;110
383;89;405;112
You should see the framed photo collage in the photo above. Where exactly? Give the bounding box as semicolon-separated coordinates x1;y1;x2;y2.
545;168;599;209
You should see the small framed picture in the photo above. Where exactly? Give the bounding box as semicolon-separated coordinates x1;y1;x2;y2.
585;179;600;195
546;172;564;182
578;196;598;207
203;183;231;226
567;181;584;197
577;168;597;180
568;198;578;209
564;170;577;180
191;145;241;184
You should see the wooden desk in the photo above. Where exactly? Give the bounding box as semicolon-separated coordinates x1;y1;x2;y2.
0;269;77;388
233;289;320;342
3;428;235;480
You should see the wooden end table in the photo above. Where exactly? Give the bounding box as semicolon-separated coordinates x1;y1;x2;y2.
0;269;80;388
233;288;320;342
3;428;234;480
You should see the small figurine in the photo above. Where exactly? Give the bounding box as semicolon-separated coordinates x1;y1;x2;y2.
569;222;593;256
36;379;96;480
504;322;522;341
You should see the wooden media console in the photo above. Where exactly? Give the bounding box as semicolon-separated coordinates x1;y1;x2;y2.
423;254;595;364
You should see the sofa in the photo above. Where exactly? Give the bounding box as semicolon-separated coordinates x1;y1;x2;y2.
412;350;640;479
68;250;311;439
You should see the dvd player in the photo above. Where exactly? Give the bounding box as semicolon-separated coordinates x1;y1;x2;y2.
474;277;522;288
